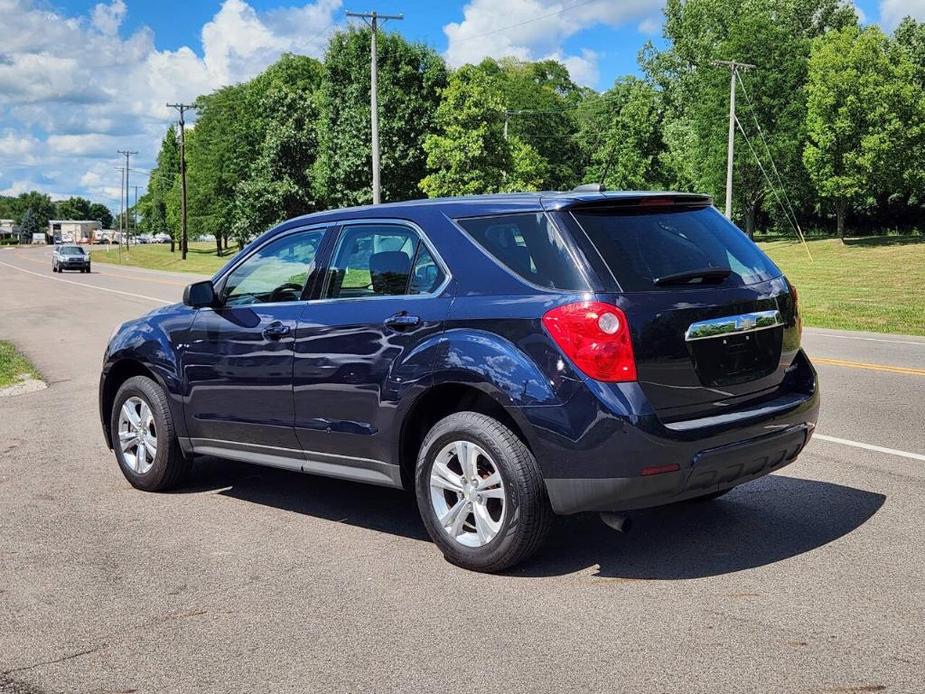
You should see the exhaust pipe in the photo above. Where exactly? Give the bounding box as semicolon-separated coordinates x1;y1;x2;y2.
600;512;632;533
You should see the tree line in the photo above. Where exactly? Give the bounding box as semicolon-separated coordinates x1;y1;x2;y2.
0;192;113;241
140;0;925;247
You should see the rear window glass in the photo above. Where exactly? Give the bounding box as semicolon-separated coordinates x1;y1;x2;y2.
456;213;586;290
571;206;781;291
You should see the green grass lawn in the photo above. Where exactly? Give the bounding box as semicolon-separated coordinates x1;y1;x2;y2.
88;235;925;336
91;242;238;275
758;236;925;336
0;341;40;389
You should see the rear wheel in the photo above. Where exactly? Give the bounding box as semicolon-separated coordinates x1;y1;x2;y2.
110;375;190;491
415;412;552;573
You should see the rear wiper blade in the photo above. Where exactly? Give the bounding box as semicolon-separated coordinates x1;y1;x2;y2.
653;267;732;286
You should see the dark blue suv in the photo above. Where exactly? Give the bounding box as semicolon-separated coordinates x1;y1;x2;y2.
100;191;819;572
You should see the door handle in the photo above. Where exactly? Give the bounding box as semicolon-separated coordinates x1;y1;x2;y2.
263;322;291;340
384;312;421;330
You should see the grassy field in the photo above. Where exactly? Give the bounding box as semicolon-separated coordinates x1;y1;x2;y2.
87;235;925;336
91;242;237;275
0;341;40;389
759;236;925;336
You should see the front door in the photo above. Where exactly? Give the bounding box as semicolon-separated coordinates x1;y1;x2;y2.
183;227;329;460
292;221;452;481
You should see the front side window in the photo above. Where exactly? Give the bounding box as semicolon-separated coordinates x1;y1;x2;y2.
456;213;587;290
223;229;324;306
325;224;444;299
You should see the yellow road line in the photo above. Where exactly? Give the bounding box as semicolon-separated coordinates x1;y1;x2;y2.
813;357;925;376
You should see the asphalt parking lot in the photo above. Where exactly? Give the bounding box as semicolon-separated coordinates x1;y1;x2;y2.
1;245;923;693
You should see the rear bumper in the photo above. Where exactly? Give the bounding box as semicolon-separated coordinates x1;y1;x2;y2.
545;422;812;514
523;349;819;515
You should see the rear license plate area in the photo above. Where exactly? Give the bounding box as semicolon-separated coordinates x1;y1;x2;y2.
688;327;783;387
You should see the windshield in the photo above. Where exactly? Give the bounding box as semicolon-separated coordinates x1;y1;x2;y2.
570;205;781;291
60;246;85;256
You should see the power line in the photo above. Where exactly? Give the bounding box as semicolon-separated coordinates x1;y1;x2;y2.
346;10;403;205
734;115;813;261
735;70;809;251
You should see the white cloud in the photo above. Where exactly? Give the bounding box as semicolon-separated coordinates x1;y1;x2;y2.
0;0;342;208
92;0;127;35
880;0;925;29
443;0;664;86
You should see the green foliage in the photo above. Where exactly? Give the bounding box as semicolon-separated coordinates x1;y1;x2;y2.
804;25;925;236
421;63;511;197
89;203;113;228
232;88;322;244
56;196;93;220
314;28;447;206
576;76;667;191
19;208;40;237
13;191;55;229
488;58;585;189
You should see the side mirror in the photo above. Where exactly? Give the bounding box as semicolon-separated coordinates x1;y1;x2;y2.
183;280;217;308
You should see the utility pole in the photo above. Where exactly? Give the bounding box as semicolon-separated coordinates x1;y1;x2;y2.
346;10;403;205
117;150;137;245
167;103;194;259
133;185;139;239
712;60;755;219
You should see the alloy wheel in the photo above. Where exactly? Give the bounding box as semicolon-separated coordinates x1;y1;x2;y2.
117;395;157;474
429;440;506;548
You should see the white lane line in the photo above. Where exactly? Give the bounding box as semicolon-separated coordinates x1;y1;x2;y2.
814;434;925;462
804;330;925;347
0;259;170;305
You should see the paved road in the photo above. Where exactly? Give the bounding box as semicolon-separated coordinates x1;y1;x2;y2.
1;245;923;694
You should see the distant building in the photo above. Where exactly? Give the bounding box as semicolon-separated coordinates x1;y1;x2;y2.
0;218;26;244
48;220;102;244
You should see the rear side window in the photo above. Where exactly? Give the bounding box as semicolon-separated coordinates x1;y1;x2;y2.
571;206;781;291
456;213;586;290
324;223;445;299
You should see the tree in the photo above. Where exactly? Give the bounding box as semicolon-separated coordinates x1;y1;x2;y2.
143;126;181;250
232;88;322;245
645;0;857;236
804;25;925;237
186;54;323;254
315;28;447;206
88;203;113;229
56;196;93;220
19;208;39;238
487;58;586;189
575;76;667;191
14;192;55;230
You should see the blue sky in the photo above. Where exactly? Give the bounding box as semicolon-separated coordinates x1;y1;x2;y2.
0;0;903;207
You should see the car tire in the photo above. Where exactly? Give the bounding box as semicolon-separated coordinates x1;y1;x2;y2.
415;411;553;573
110;375;191;492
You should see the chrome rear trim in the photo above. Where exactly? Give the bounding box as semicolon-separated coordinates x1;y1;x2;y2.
685;310;782;342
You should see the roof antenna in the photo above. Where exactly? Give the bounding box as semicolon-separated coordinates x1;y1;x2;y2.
573;183;605;193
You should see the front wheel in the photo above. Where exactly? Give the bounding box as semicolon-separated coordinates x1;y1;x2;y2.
110;375;190;491
415;412;552;573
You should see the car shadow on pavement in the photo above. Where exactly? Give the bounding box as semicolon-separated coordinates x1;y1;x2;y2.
519;474;885;579
180;461;884;579
182;456;430;540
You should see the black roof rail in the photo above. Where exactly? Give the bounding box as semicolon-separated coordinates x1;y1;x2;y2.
572;183;605;193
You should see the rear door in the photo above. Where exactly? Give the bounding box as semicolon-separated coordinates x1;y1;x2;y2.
561;203;800;421
292;220;452;476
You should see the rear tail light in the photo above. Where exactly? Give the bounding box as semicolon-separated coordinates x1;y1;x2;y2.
542;301;637;382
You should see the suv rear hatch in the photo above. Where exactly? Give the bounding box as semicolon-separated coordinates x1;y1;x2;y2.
559;198;801;421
